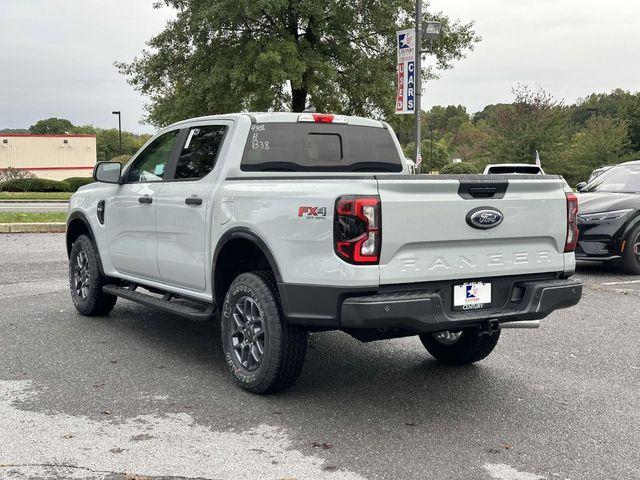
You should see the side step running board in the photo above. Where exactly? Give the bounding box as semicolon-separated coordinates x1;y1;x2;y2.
103;285;215;321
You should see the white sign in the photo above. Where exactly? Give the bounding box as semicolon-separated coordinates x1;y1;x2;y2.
395;28;416;115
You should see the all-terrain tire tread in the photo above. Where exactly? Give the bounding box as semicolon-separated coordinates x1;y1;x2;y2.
69;235;117;316
222;271;307;394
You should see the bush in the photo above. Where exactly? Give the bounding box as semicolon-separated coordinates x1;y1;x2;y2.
111;154;132;165
440;162;479;175
0;167;36;183
63;177;94;192
0;178;71;192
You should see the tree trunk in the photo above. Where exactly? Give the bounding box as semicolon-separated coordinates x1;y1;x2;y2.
292;88;308;112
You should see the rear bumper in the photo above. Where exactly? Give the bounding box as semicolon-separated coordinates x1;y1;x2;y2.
340;278;582;333
279;274;582;333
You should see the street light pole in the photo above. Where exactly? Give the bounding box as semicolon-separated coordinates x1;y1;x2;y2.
112;111;122;156
414;0;422;169
414;5;442;173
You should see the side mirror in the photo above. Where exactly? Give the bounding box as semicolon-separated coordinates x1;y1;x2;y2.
576;182;587;192
93;162;122;184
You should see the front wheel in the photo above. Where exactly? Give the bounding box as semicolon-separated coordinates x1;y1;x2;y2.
419;327;500;365
620;224;640;274
221;271;308;394
69;234;117;316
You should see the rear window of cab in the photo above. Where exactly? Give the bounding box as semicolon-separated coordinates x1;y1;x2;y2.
240;123;403;173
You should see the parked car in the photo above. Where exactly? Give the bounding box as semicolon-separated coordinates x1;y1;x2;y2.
483;163;545;175
586;165;612;185
66;112;582;394
575;160;640;273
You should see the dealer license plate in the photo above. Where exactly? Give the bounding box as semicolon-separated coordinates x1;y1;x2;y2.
453;282;492;310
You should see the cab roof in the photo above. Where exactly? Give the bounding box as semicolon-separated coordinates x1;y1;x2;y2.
166;112;385;130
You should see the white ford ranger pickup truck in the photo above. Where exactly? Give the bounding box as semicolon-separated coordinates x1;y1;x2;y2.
66;112;582;393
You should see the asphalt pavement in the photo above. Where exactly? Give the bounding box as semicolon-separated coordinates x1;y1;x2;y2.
0;233;638;480
0;201;69;213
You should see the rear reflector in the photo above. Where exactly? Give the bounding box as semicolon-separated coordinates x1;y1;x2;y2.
298;113;348;124
565;192;579;253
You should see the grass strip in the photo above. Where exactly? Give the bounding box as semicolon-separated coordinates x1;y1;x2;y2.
0;212;67;223
0;192;73;200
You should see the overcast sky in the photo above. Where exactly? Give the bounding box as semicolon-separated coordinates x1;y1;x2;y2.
1;0;640;133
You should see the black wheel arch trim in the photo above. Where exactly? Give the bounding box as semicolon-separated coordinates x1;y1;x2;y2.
211;227;283;302
66;211;107;276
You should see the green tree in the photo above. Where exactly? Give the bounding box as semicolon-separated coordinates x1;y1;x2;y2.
0;128;29;134
403;138;450;172
560;116;630;186
118;1;479;126
29;118;74;134
448;120;492;164
485;85;569;167
95;129;151;162
570;89;640;151
440;161;477;174
424;105;470;136
111;155;132;165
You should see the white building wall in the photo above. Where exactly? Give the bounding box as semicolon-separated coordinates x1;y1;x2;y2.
0;134;97;180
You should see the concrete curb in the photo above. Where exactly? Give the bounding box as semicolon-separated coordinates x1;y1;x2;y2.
0;223;66;233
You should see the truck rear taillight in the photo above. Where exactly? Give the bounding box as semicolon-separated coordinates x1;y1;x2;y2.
565;192;579;253
334;196;381;264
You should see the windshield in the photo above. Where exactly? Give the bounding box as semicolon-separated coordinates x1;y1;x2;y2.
583;163;640;193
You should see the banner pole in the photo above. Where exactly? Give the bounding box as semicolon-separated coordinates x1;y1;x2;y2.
414;0;422;172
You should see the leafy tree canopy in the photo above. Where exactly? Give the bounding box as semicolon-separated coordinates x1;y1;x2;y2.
0;128;29;134
558;116;631;185
29;118;74;134
118;0;479;126
570;89;640;151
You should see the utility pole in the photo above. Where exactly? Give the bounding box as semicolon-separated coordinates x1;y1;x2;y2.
112;111;122;156
414;0;423;168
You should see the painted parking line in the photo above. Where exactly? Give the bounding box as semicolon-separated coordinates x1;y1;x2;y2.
484;463;546;480
602;280;640;286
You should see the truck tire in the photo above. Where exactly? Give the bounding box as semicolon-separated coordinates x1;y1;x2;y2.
69;234;117;316
620;224;640;274
221;271;308;394
419;328;500;365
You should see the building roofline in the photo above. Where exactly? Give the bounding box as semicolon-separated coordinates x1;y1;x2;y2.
0;133;96;138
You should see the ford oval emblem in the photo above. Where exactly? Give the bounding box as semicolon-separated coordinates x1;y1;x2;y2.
466;207;504;230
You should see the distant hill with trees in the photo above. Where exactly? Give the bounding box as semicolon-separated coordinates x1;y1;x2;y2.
390;86;640;186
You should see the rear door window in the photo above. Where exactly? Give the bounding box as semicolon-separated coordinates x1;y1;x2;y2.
241;123;403;172
174;125;227;180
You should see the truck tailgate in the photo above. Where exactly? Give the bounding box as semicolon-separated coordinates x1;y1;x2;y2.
376;175;569;284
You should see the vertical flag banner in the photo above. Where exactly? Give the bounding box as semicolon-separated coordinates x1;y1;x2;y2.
395;28;416;115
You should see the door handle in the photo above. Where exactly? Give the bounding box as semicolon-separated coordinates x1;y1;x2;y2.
138;196;153;204
185;196;203;206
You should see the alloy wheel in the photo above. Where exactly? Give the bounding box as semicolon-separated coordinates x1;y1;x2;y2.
633;233;640;259
230;296;266;371
73;250;91;299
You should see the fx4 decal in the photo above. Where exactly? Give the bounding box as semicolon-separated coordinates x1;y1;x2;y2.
298;206;328;219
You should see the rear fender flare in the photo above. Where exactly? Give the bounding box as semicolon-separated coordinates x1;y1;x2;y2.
211;228;283;302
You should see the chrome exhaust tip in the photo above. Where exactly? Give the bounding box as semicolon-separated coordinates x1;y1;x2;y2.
499;320;541;329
